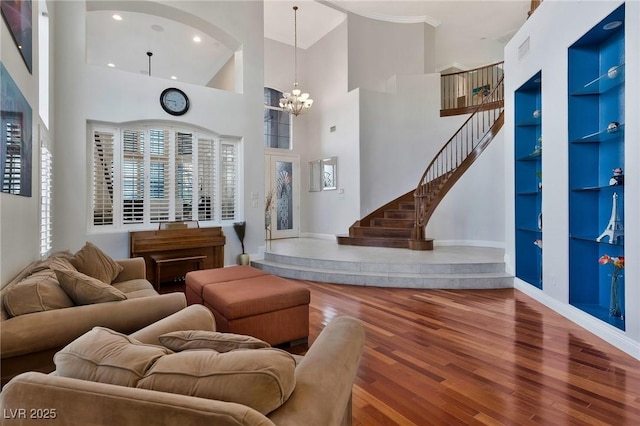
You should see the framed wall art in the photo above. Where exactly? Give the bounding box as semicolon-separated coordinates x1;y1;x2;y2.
1;62;33;197
1;0;33;73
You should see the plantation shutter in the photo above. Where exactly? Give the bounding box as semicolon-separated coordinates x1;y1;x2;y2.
198;137;215;221
220;141;238;221
40;140;53;258
89;123;241;228
149;129;170;222
1;116;22;194
92;129;115;225
175;131;193;221
122;129;144;224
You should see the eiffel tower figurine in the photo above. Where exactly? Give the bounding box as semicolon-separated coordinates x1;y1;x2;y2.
597;192;624;244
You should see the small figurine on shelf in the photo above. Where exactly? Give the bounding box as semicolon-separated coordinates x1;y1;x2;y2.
607;121;620;133
533;239;542;249
609;167;624;186
597;192;624;244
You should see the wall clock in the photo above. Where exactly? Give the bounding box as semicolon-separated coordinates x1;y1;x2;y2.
160;88;189;116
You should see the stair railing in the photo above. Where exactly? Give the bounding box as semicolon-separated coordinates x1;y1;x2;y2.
441;61;504;113
413;74;505;244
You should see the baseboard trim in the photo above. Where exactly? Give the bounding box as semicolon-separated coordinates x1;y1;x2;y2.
300;233;336;240
515;279;640;361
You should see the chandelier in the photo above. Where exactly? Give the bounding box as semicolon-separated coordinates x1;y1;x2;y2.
279;6;313;116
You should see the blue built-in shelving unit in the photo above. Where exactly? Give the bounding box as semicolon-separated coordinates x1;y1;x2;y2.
568;4;625;330
515;71;542;289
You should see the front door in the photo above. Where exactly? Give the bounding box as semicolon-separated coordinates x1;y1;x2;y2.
265;153;299;240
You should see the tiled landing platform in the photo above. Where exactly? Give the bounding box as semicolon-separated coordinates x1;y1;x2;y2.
251;238;513;289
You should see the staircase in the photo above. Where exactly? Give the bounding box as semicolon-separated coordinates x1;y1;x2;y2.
338;63;505;250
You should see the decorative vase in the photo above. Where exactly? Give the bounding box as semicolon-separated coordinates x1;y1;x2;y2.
238;253;250;266
609;272;623;319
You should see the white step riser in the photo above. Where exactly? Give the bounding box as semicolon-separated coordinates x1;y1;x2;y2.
264;252;505;274
252;260;513;290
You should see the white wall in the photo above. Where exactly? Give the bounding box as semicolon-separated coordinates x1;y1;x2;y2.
504;0;639;359
0;0;47;284
347;13;430;92
52;0;265;265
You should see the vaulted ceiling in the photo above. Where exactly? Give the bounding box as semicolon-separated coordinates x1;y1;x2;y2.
86;1;530;87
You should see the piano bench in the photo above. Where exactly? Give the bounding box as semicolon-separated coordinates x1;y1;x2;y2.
150;254;206;291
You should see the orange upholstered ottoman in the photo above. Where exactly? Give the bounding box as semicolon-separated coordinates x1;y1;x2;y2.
185;265;269;305
186;266;310;346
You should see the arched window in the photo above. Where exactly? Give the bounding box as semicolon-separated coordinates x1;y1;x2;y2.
89;122;240;229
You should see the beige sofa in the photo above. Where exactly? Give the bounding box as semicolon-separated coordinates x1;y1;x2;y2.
0;305;366;426
1;256;186;386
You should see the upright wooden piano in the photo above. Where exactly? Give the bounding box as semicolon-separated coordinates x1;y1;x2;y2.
130;225;225;290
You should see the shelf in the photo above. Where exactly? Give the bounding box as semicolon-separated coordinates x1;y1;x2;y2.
571;184;624;192
516;190;542;196
516;151;541;161
517;227;542;234
516;116;542;127
570;234;624;247
570;64;625;96
515;71;542;290
570;124;625;144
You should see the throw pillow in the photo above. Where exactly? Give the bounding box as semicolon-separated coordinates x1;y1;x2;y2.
54;327;172;387
3;269;75;317
30;251;76;274
137;348;296;415
54;268;127;305
71;241;123;284
159;330;271;353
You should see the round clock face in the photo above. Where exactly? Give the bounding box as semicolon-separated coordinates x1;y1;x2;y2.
160;88;189;116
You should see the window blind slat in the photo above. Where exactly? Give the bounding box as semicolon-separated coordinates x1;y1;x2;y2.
220;142;238;221
40;143;52;257
175;132;193;221
92;130;115;225
122;130;144;224
150;129;170;222
198;138;215;221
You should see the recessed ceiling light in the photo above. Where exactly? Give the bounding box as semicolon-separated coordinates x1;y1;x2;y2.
107;63;115;67
151;24;164;32
112;14;122;21
193;36;202;43
171;76;177;80
603;21;622;30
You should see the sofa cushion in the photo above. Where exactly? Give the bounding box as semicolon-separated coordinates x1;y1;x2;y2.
137;348;296;415
54;327;172;387
159;330;271;353
111;279;157;299
71;242;123;284
30;252;76;274
54;268;127;305
3;269;75;317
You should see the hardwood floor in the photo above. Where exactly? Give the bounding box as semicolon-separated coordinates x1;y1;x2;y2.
289;281;640;426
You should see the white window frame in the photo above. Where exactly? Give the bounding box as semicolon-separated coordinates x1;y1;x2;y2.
88;122;242;232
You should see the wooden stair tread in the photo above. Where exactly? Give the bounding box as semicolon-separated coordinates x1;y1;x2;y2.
370;218;414;228
339;78;504;251
350;226;412;238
